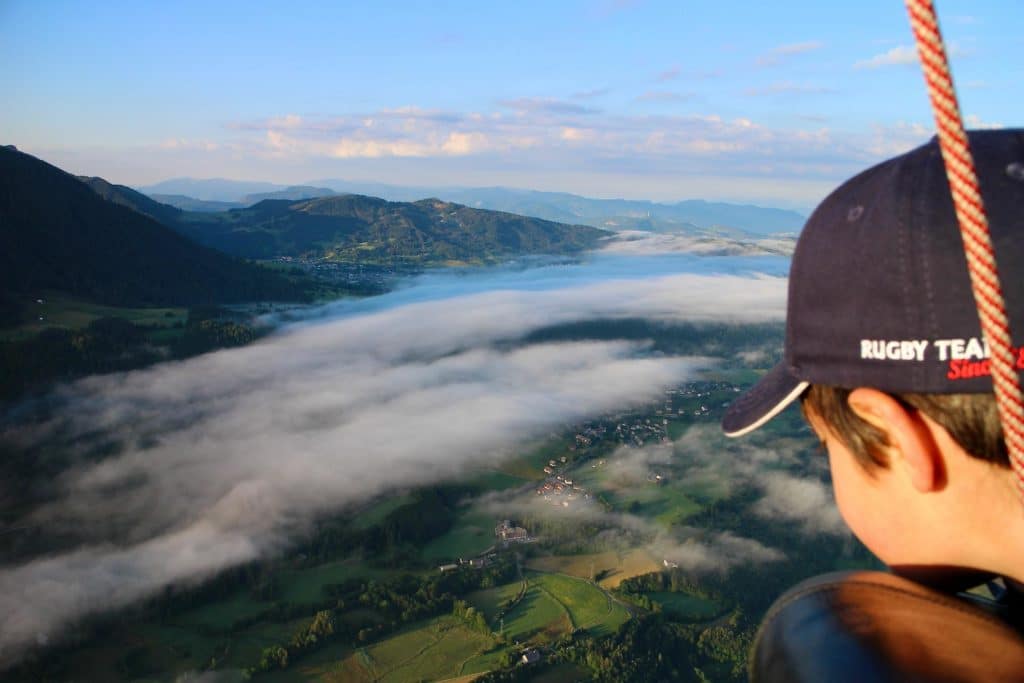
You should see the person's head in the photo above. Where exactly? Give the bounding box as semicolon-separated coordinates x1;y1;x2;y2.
722;129;1024;578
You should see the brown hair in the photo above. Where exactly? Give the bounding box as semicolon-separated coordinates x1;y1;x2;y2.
801;385;1009;470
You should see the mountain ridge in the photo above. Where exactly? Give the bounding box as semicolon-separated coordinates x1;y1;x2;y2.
139;178;806;236
0;147;309;311
170;193;608;263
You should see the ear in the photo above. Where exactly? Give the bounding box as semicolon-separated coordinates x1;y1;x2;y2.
847;388;944;492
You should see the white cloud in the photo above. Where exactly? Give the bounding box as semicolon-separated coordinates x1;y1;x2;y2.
756;41;825;67
854;45;918;70
0;270;788;665
854;44;967;70
965;114;1003;130
753;472;847;535
600;231;795;257
865;121;932;157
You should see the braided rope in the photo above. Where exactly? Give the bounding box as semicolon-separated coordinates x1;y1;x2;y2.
905;0;1024;497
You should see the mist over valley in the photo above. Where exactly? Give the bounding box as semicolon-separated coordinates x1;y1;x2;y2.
0;229;871;681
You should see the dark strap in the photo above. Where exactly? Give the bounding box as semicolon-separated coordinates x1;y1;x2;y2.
751;571;1024;682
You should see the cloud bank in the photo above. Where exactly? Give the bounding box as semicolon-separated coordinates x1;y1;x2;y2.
0;267;787;666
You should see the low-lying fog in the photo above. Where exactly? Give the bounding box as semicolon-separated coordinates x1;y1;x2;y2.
0;240;791;665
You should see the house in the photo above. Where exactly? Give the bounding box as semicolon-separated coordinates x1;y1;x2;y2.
495;519;529;542
439;563;459;572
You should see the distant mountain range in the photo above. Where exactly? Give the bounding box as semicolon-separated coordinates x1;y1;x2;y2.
138;179;807;237
1;148;610;330
171;195;607;263
58;167;609;265
136;177;283;201
0;147;308;314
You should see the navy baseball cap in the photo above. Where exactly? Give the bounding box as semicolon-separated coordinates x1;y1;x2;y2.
723;129;1024;438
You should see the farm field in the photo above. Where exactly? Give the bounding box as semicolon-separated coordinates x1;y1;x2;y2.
421;509;498;562
467;571;629;646
313;615;498;682
526;548;662;589
466;581;525;621
531;572;630;637
60;558;404;680
494;580;570;644
0;292;186;341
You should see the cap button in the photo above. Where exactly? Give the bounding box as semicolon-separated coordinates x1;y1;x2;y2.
1007;162;1024;182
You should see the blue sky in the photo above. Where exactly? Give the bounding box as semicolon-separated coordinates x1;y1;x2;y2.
2;0;1020;209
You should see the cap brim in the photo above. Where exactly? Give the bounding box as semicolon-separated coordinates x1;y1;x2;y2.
721;362;809;438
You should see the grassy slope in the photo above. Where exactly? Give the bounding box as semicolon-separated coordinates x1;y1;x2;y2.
526;548;662;589
314;616;497;683
420;509;497;562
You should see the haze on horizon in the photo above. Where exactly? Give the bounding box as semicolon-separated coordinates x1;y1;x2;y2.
2;0;1019;211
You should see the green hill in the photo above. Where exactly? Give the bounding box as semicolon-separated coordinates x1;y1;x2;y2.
172;194;609;263
0;146;310;312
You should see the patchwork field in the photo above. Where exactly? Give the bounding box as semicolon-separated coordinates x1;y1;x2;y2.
467;571;629;646
526;548;662;589
531;572;630;637
312;616;498;682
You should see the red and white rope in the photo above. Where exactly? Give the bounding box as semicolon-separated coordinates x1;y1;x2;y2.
905;0;1024;497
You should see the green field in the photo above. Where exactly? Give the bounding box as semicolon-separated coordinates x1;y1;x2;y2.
466;581;524;621
526;548;662;589
1;292;186;341
315;616;498;682
498;581;571;643
468;578;567;645
468;572;629;645
420;509;497;562
531;573;630;637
